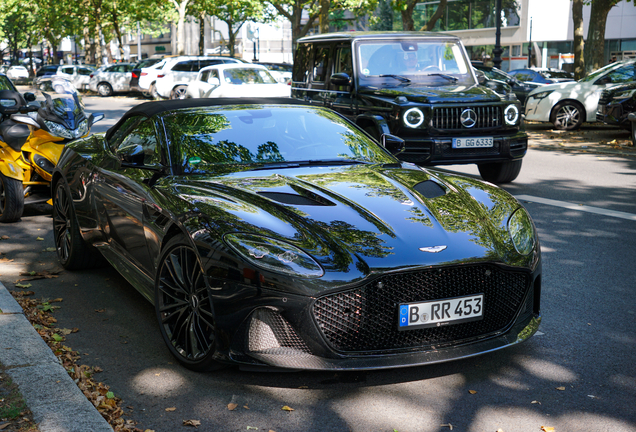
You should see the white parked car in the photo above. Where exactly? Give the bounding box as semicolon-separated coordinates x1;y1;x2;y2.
36;65;95;91
254;62;293;84
149;56;244;99
185;64;291;99
88;63;135;96
525;59;636;130
6;66;30;84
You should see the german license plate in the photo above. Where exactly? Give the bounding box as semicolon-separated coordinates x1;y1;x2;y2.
452;137;493;148
398;294;484;330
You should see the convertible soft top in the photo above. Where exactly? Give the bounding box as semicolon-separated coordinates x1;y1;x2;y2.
106;97;307;140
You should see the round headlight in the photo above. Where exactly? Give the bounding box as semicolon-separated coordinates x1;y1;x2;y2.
504;104;519;125
224;233;324;278
403;107;424;128
507;208;535;255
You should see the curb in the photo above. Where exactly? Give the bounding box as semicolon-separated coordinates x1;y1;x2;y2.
0;281;113;432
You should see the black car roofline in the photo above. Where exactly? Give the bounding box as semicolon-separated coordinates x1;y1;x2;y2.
105;97;308;141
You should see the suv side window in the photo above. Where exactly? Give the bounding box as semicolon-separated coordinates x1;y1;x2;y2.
330;45;353;91
603;65;636;84
292;44;312;83
171;61;192;72
312;45;331;84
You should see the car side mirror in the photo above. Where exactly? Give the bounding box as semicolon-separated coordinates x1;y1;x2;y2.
208;77;220;86
595;77;611;85
382;133;405;155
330;72;351;87
90;113;105;126
474;70;487;85
118;144;146;166
23;92;36;102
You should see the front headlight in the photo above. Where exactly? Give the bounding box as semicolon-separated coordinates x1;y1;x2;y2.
224;233;324;278
508;208;535;255
43;119;89;139
613;89;636;99
403;107;424;128
530;90;553;100
504;104;520;125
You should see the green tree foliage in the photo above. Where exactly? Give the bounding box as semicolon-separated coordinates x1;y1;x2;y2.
197;0;266;57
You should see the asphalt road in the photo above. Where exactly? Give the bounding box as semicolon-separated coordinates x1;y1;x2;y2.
1;95;635;432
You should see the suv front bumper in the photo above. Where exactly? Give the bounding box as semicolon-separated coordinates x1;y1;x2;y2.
398;131;528;165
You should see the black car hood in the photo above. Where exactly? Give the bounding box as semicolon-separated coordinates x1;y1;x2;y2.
159;163;528;294
358;83;503;104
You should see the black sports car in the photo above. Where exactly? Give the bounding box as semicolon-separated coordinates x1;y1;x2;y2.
51;98;541;372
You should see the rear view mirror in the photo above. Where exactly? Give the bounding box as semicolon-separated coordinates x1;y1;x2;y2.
330;73;351;87
23;92;36;102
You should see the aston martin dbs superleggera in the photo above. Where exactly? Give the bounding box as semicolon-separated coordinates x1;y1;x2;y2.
51;98;541;372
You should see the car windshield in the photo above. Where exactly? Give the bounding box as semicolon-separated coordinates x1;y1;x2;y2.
223;68;278;84
357;39;474;86
0;75;17;91
579;62;622;83
165;105;395;172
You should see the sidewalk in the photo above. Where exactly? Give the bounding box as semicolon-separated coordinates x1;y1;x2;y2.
0;281;113;432
526;121;636;157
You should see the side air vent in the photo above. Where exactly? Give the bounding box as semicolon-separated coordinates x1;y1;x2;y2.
257;191;335;206
413;180;446;199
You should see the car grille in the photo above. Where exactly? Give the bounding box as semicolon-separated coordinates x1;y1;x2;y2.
432;106;502;130
313;264;529;353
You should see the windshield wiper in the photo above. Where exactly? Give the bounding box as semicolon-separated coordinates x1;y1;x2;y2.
424;73;458;82
379;74;411;83
251;159;371;171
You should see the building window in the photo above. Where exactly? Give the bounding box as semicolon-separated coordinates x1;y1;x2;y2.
404;0;519;31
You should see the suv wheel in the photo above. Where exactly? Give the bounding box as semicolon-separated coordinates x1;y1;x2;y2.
170;85;188;100
97;82;113;97
551;101;584;130
477;160;522;184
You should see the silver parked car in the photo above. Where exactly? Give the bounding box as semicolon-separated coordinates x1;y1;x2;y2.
88;63;135;96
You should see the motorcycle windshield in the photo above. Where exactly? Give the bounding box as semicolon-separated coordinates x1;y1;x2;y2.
38;78;86;130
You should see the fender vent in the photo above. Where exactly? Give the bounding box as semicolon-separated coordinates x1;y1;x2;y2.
413;180;446;199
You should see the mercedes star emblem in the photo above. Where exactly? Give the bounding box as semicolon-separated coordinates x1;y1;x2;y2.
460;109;477;128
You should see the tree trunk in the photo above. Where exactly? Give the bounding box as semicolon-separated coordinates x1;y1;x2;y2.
111;8;126;58
420;0;447;31
400;0;417;31
584;0;617;73
172;0;190;56
319;0;331;33
572;0;585;80
199;13;206;55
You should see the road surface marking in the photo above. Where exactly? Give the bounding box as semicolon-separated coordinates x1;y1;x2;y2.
515;195;636;221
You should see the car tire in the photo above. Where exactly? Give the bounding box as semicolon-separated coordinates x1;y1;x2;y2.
551;100;585;130
477;159;523;184
149;83;160;100
52;181;105;269
155;235;224;372
0;173;24;223
97;82;113;97
170;85;188;100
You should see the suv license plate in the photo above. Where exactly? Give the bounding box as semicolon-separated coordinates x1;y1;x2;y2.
398;294;484;330
453;137;493;148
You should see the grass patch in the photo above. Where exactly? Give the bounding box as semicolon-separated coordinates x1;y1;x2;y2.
0;366;38;431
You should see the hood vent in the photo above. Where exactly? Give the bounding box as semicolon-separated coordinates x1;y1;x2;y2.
413;180;446;199
257;191;335;206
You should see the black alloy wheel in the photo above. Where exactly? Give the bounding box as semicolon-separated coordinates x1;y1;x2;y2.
0;173;24;223
52;182;104;269
155;236;223;371
552;101;585;130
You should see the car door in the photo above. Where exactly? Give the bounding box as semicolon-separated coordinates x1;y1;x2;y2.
58;66;77;85
328;44;355;118
94;116;162;275
109;65;132;91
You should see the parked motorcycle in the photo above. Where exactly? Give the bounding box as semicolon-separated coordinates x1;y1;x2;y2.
0;77;103;222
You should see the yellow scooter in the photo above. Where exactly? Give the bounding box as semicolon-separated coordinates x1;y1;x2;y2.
0;78;103;222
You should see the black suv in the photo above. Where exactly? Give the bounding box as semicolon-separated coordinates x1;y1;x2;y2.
291;32;527;183
596;81;636;130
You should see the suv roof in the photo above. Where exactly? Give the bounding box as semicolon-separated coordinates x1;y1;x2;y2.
297;31;460;43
